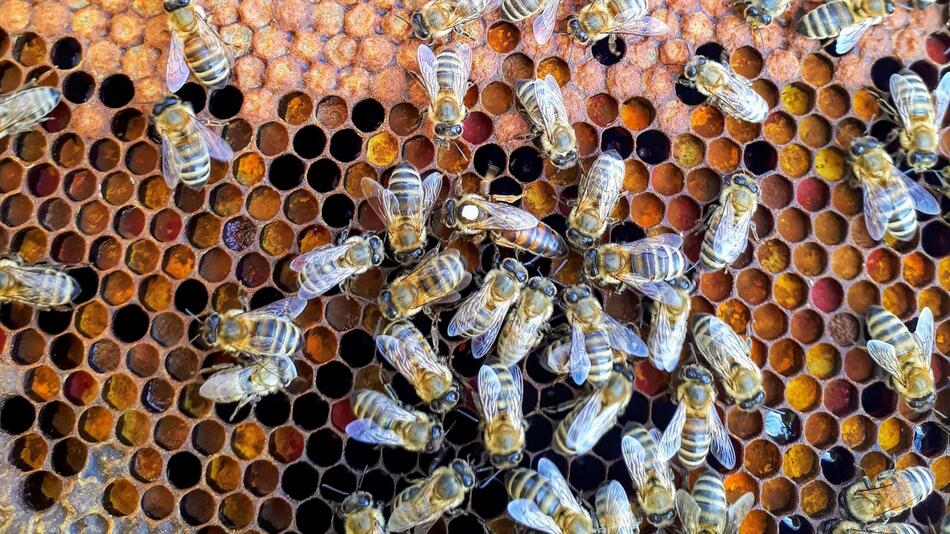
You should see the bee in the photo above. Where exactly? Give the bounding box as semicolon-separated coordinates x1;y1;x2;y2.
376;320;460;413
682;55;768;123
567;150;626;249
151;95;234;190
675;471;754;534
387;459;475;532
0;85;60;140
410;0;503;42
362;165;443;263
345;389;445;453
865;305;936;411
645;277;693;373
496;276;557;366
691;313;764;410
341;491;386;534
736;0;790;28
506;457;595;534
515;75;578;168
444;188;540;244
822;520;920;534
164;0;233;91
501;0;560;44
448;258;528;358
417;44;471;146
198;355;297;420
290;235;385;299
0;256;79;310
378;249;471;321
840;467;935;523
879;70;950;174
566;0;669;48
622;423;677;526
659;364;736;470
796;0;893;54
698;172;760;271
493;220;569;259
583;233;687;295
202;296;304;359
596;480;640;534
849;136;940;242
554;364;634;456
478;364;526;469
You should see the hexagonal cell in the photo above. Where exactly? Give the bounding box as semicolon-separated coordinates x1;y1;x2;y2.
800;480;833;517
783;444;817;481
804;412;837;448
841;415;875;450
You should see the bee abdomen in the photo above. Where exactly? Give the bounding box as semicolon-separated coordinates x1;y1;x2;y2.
624;424;658;460
501;0;546;22
436;51;466;93
885;190;917;240
893;73;933;119
390;166;424;213
0;88;60;137
493;225;568;258
586;332;614;388
867;305;915;354
171;132;212;187
181;30;230;87
679;417;711;469
507;469;560;516
631;246;686;280
797;1;855;38
692;473;727;524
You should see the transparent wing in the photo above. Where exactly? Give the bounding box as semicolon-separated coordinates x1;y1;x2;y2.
628;279;682;306
361;177;399;225
657;403;686;461
710;200;752;261
894;165;940;215
249;297;306;320
888;73;916;130
416;45;441;102
835;18;876;54
578;151;625;227
478;364;502;421
165;35;190;92
866;340;903;385
160;131;184;189
537;458;585;516
468;198;539;231
861;180;893;241
621;435;648;487
532;0;560;45
388;479;441;532
605;10;670;36
725;493;755;534
914;307;935;360
377;334;447;387
193;118;234;162
290;243;357;299
448;283;492;337
345;419;407;446
708;408;736;469
195;6;235;67
599;481;638;534
675;490;701;533
472;303;511;359
565;393;604;451
450;44;472;103
694;317;757;378
420;172;444;219
199;367;249;401
602;313;648;357
615;233;684;252
4;265;77;305
536;75;570;139
507;499;561;534
715;70;768;122
452;0;504;24
649;305;687;372
507;365;525;421
935;71;950;122
570;321;591;384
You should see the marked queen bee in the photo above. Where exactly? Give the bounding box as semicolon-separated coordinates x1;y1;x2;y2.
448;258;528;359
660;364;736;470
682;55;768;123
164;0;234;91
622;423;677;526
198;355;297;420
362;164;442;263
387;460;475;532
201;296;305;359
151;95;234;190
878;70;950;175
567;150;626;249
796;0;893;54
675;470;754;534
0;256;79;310
865;305;935;411
290;235;385;299
506;458;595;534
691;313;764;410
566;0;669;49
0;84;60;140
478;364;526;469
410;0;503;42
417;44;472;146
346;389;444;453
839;466;935;523
595;480;641;534
698;172;760;272
554;364;634;456
515;75;578;169
376;320;460;413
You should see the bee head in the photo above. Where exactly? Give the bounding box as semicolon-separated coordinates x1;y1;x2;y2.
528;276;557;297
378;290;398;320
451;460;476;488
551;150;578;169
850;136;878;156
432;386;461;413
367;235;385;265
682;364;712;384
908;391;936;411
743;5;772;28
394;246;425;264
562;284;590;305
151;95;181;118
582;247;599;277
567;227;595;250
202;313;221;345
410;12;431;40
647;508;676;526
684;56;706;80
444;198;458;227
738;389;765;410
490;451;523;469
908;150;938;170
884;0;895;12
342;491;373;514
732;172;759;195
425;422;444;452
501;258;528;283
435;123;463;141
566;17;590;45
163;0;190;12
674;276;695;293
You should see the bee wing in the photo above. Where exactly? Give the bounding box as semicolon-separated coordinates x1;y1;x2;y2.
165;35;190;92
627;280;683;306
360;177;399;226
289;242;358;299
694;319;756;378
416;44;441;102
621;435;649;487
469;198;539;231
649;305;686;372
377;334;446;388
508;364;524;421
861;180;893;242
450;44;472;103
192;118;234;162
249;296;307;320
707;408;736;469
160;131;185;189
725;492;755;534
834;18;877;54
346;419;408;447
865;340;904;385
710;200;753;260
199;366;250;401
715;69;768;122
913;307;935;360
388;479;441;532
452;0;504;23
477;364;503;421
570;321;592;385
935;71;950;122
420;172;444;219
537;458;586;517
536;74;570;138
602;313;648;357
3;266;79;304
599;481;638;534
615;233;684;251
888;73;917;131
195;6;235;67
894;165;940;215
657;402;686;462
605;9;670;36
675;490;702;533
507;499;562;534
565;393;605;452
448;282;491;334
532;0;560;45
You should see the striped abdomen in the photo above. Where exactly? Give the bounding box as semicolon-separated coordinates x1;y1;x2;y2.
173;26;230;88
893;72;934;122
436;49;467;94
885;183;918;240
867;306;916;355
608;0;647;16
515;79;544;128
492;223;568;258
631;246;686;280
699;206;727;271
2;266;77;308
797;0;855;38
492;364;519;415
351;390;410;434
507;469;561;517
692;473;727;531
414;254;467;307
0;87;60;139
679;416;711;469
168;128;212;187
243;317;302;357
390;166;424;214
585;330;614;388
625;424;658;460
501;0;549;21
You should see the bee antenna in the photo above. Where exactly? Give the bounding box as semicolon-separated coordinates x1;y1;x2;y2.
454;408;479;423
394;13;411;25
321;484;349;497
478;468;502;488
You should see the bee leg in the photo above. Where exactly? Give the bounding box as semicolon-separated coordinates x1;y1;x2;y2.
749;221;760;243
608;34;620;56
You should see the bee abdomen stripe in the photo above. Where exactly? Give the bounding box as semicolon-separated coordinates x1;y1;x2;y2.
800;1;854;38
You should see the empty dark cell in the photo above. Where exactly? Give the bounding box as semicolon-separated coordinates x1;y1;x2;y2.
344;438;382;470
610;221;646;242
568;455;606;492
650;396;677;429
819;446;855;484
509;146;543;182
592;426;623;460
914;422;946;457
50;37;81;70
539;383;575;411
249;286;284;309
525;352;556;383
321;465;357;503
111;108;146;141
51;438;87;476
292;392;329;430
98;74;134;108
910;60;938;89
489;175;523;197
779;516;813;534
337;330;374;368
258;498;293;533
444;409;480;446
870;120;899;146
113;305;148;342
67;267;98;303
381;446;418;474
167;451;202;489
23;472;61;511
451;344;483;378
296;498;333;534
448;515;486;533
281;462;320;500
208;85;243;119
308;159;341;192
602;127;634;159
214;401;250;423
307;429;343;467
912;493;943;526
861;381;897;417
922;221;950;258
521;381;538;414
37;309;72;336
63;71;94;104
474;144;507;176
470;478;508;520
329;129;362;162
675;82;706;106
636;130;670;164
871;56;903;92
696;42;725;60
175;82;207;114
0;395;35;434
389;373;419;404
353;99;386;132
743;140;778;175
764;408;801;445
254;392;291;427
322;194;355;229
361;470;395;502
268;154;305;191
294;125;327;159
174;279;209;315
591;37;624;66
621;391;650;424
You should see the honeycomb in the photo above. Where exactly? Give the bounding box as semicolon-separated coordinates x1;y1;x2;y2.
0;0;947;532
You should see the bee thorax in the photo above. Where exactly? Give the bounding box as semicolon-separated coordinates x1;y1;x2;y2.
460;204;481;221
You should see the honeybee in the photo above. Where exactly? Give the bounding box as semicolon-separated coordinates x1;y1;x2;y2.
675;471;754;534
496;276;557;366
0;256;79;310
410;0;503;42
376;320;460;413
840;467;935;523
682;56;768;123
660;364;736;470
506;458;595;534
501;0;560;44
736;0;790;28
554;364;634;456
290;235;385;299
822;520;920;534
198;355;297;420
341;491;386;534
515;75;578;168
796;0;893;54
583;234;687;295
865;305;935;411
849;136;940;242
164;0;233;91
378;249;471;321
880;70;950;174
566;0;669;48
151;95;234;190
494;221;570;259
362;165;443;263
596;480;640;534
645;277;693;373
444;188;540;244
691;313;764;410
699;172;760;271
567;150;626;249
622;423;677;526
478;364;526;469
0;85;60;140
448;258;528;358
201;296;305;359
387;459;475;532
417;44;471;146
345;389;444;453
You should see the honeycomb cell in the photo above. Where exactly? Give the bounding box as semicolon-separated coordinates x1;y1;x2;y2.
878;417;910;454
781;83;814;115
760;477;796;515
778;144;810;177
691;105;723;138
11;433;47;471
142;485;174;520
792;242;825;277
801;54;832;87
799;480;832;518
24;471;63;511
181;489;215;526
804;412;837;447
786;375;820;412
784;444;817;481
752;303;786;340
841;415;874;450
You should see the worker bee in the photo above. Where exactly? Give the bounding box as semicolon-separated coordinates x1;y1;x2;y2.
660;364;736;470
583;233;687;295
682;55;768;123
821;520;920;534
698;172;760;271
346;389;444;453
496;277;557;366
645;277;693;373
840;467;935;523
849;136;940;242
736;0;790;28
566;0;669;49
675;471;754;534
515;75;578;168
290;235;385;299
387;459;475;532
478;364;526;469
691;313;764;410
201;296;305;359
0;85;60;140
410;0;503;42
0;256;79;310
501;0;560;44
378;249;471;321
595;480;640;534
567;150;626;249
164;0;233;91
506;457;595;534
554;364;634;456
865;305;935;411
417;44;471;146
622;423;677;526
198;355;297;420
376;320;460;413
448;258;528;359
341;491;386;534
362;165;443;263
151;95;234;190
878;70;950;174
796;0;893;54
